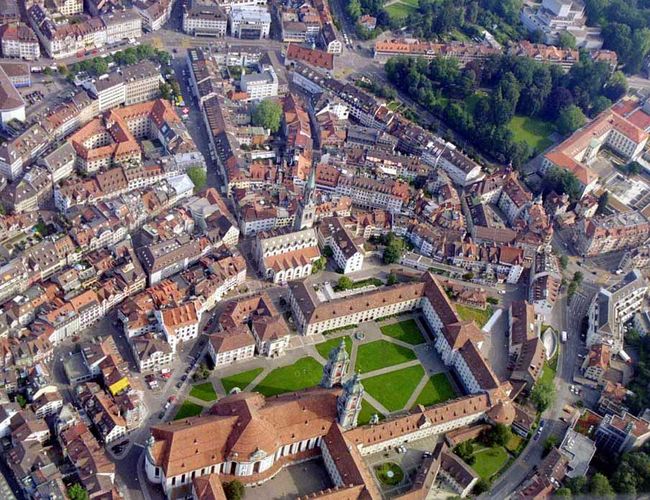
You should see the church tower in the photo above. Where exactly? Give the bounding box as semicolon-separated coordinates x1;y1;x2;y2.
321;339;350;388
294;166;317;230
337;373;364;430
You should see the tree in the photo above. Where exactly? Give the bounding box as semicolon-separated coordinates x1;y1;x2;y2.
337;276;354;291
597;191;609;214
68;484;89;500
604;71;628;102
387;272;398;285
57;65;69;75
531;379;556;411
543;435;558;456
462;272;474;280
554;487;572;497
573;271;583;285
455;440;475;464
312;256;327;273
559;255;568;270
627;161;642;175
590;95;612;117
545;87;574;119
488;423;512;447
566;476;587;495
43;67;52;76
223;480;245;500
473;478;491;495
558;105;586;135
383;233;405;264
346;0;362;20
92;58;108;76
160;82;172;100
252;99;282;133
15;394;26;408
589;473;614;498
186;167;207;193
558;31;577;49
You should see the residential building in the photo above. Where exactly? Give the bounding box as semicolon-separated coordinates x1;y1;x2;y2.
155;301;201;352
335;176;409;213
587;269;647;354
529;251;562;322
318;217;364;274
595;411;650;455
32;391;64;419
134;0;174;31
576;211;650;257
374;38;500;64
0;23;40;60
208;326;255;368
508;301;545;390
240;66;278;100
101;9;142;44
130;333;175;373
422;140;484;186
582;343;611;383
229;6;270;39
559;428;596;478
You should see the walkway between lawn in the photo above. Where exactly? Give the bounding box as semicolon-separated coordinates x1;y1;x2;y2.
403;374;431;409
362;392;391;416
358;359;421;379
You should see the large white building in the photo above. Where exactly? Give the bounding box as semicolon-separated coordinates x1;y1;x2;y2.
335;176;409;213
0;64;26;125
183;0;228;36
0;23;40;60
317;218;364;275
229;6;271;39
422;141;484;187
587;269;647;354
155;302;201;352
253;227;321;284
101;9;143;44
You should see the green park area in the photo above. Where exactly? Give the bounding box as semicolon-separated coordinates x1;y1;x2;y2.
507;115;555;152
375;462;405;486
315;336;353;359
363;365;425;411
221;368;264;394
380;319;426;345
455;305;493;328
174;401;203;420
471;445;510;480
253;357;323;397
189;382;217;402
412;373;456;407
355;340;417;373
385;0;418;22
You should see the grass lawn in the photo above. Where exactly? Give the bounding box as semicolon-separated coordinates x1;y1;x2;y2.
455;305;493;328
363;365;425;411
358;399;383;425
174;401;203;420
385;2;417;21
253;357;322;397
355;340;417;374
380;319;425;345
505;434;524;453
412;373;456;407
315;336;352;360
375;462;404;486
387;101;402;112
221;367;264;394
507;115;555;152
189;382;217;402
539;359;557;386
471;446;510;480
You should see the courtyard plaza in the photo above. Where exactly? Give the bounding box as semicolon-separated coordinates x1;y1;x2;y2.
195;314;464;422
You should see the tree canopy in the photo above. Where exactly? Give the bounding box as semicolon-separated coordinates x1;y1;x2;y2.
252;99;282;133
557;105;586;135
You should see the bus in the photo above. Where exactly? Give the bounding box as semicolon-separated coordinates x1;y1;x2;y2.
561;330;567;343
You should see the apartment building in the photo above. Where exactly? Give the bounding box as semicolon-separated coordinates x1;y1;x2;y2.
335;175;409;213
587;269;647;354
0;123;48;180
229;6;270;38
317;217;364;274
240;66;278;100
576;211;650;257
374;38;500;64
183;0;228;36
134;0;174;31
51;0;83;16
86;60;162;111
101;9;143;44
155;302;201;352
508;301;545;390
253;227;321;284
529;251;562;322
215;0;267;13
595;411;650;455
422;141;484;186
130;333;175;373
0;23;40;60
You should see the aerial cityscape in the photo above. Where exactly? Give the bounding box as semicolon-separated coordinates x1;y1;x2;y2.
1;0;650;498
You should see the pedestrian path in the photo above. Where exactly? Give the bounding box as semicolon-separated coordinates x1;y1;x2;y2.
403;374;429;409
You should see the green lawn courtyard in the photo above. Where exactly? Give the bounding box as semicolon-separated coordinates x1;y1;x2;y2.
455;305;493;328
253;357;323;397
412;373;456;407
189;382;217;402
363;365;425;411
221;367;264;394
385;0;418;22
507;115;555;152
315;336;352;360
355;340;417;374
174;401;203;420
471;445;510;480
358;399;384;425
380;319;426;345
